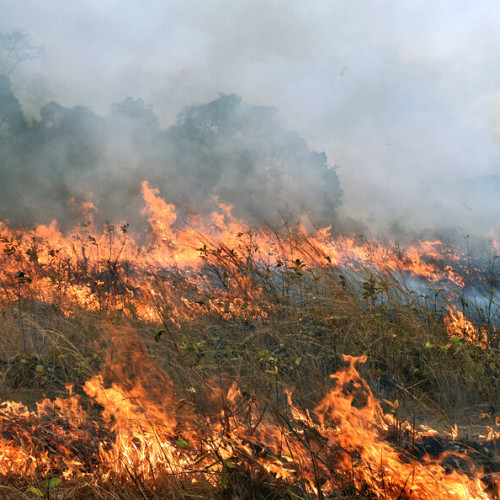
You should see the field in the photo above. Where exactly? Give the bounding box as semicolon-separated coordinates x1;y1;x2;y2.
0;183;499;499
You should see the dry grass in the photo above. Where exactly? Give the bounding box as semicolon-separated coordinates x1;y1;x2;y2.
0;226;499;498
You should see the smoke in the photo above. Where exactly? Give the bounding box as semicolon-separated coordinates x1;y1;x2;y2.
0;81;341;228
1;1;500;236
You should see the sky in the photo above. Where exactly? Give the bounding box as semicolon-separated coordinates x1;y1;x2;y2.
2;0;500;236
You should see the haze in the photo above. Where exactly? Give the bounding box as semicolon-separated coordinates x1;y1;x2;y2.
2;0;500;236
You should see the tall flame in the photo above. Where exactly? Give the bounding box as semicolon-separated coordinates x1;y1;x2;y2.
0;183;498;498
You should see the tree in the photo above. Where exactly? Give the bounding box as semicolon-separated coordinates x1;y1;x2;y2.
166;94;342;226
0;75;26;135
0;29;42;77
109;97;160;140
0;30;41;136
0;87;343;229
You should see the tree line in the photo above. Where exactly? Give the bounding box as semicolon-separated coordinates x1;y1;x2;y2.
0;29;342;229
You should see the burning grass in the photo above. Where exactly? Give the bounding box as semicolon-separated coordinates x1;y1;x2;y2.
0;183;499;498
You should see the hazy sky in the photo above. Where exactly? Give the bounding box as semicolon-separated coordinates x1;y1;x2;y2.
2;1;500;235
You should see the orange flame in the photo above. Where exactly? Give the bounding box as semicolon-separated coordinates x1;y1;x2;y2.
0;344;496;497
0;183;497;497
445;305;488;348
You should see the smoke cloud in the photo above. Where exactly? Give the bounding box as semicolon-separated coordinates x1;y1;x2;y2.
0;80;341;229
1;1;500;236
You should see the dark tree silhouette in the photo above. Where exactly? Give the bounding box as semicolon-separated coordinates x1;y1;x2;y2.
0;75;26;135
109;97;160;141
166;94;342;225
0;88;342;229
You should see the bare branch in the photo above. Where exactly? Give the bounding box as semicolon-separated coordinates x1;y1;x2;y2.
0;29;43;77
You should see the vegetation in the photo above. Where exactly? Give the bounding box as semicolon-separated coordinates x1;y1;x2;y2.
0;67;341;229
0;27;498;498
0;212;498;498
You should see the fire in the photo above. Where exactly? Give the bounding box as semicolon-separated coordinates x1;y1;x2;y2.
0;183;498;497
0;181;473;322
315;356;492;498
0;338;496;498
445;305;488;348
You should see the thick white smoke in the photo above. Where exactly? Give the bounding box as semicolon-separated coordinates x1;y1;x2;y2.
2;1;500;236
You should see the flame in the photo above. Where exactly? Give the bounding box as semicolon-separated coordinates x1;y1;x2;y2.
0;181;473;318
0;343;495;497
445;305;488;348
0;183;498;497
